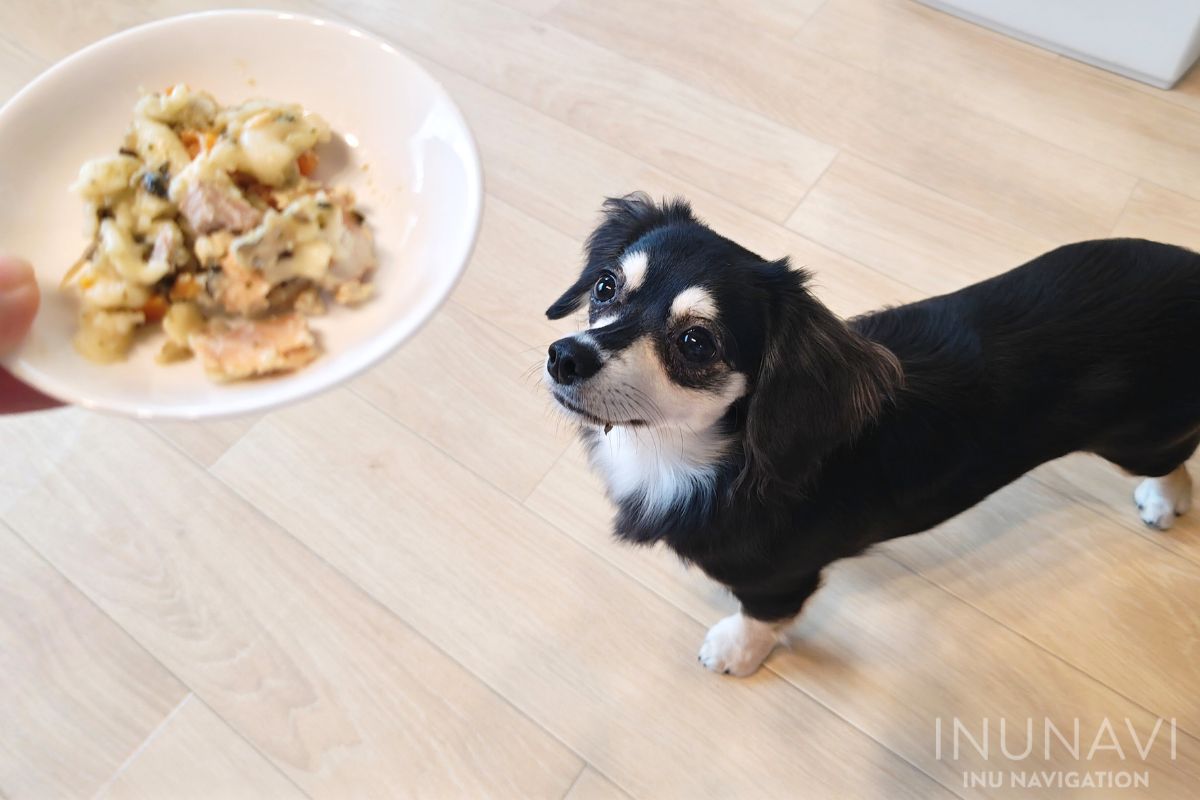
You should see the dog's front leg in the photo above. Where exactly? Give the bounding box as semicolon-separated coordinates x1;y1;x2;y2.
698;612;786;676
698;575;821;677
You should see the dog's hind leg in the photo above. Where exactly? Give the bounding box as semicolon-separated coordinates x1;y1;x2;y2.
1099;433;1199;531
1134;467;1192;531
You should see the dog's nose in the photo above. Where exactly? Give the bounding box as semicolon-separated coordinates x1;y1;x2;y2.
547;337;601;385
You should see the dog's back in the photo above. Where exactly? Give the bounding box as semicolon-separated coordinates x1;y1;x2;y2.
848;238;1200;534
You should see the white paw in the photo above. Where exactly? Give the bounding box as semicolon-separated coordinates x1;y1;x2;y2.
1134;469;1192;531
698;613;779;677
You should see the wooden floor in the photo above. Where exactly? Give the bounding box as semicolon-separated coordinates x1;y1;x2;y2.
4;0;1200;797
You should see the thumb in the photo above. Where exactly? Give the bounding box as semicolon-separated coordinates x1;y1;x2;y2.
0;257;40;356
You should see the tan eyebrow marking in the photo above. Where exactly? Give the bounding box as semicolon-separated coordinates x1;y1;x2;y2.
620;250;649;291
670;286;717;320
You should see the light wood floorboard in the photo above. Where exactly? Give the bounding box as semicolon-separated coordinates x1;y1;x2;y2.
5;0;1200;795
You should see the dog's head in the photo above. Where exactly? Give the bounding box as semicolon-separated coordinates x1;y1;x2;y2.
545;193;901;491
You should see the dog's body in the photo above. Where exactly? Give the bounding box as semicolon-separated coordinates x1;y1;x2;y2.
545;195;1200;675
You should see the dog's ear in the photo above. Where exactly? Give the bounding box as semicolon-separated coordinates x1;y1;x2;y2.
545;273;595;320
742;261;902;492
546;192;696;320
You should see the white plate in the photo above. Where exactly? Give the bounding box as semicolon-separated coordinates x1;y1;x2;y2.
0;10;482;419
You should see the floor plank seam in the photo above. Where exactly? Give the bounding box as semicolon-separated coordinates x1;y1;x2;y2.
758;669;969;799
514;497;968;799
358;57;933;317
810;148;1089;248
1106;178;1144;236
772;17;1191;213
0;34;44;64
776;208;949;297
342;17;836;234
188;693;318;799
16;411;986;800
551;4;1156;216
1026;471;1200;572
426;44;1138;358
447;294;563;355
198;451;594;788
521;442;574;506
0;520;196;799
384;58;966;308
489;3;843;206
558;763;588;800
343;295;579;497
141;418;266;474
201;409;950;797
8;3;1200;795
345;381;575;506
790;0;834;42
519;471;1198;795
877;549;1200;746
146;416;594;787
343;360;582;506
89;692;194;800
0;519;316;800
151;419;586;796
779;146;842;224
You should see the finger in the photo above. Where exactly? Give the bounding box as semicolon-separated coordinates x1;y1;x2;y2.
0;257;40;356
0;367;59;413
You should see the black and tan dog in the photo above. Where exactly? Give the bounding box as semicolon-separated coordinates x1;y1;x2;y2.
544;193;1200;676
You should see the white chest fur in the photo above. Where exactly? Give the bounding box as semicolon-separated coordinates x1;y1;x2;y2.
588;425;730;518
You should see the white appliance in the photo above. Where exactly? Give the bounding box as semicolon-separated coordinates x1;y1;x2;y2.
918;0;1200;88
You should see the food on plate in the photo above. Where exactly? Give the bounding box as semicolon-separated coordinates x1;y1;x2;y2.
63;84;376;380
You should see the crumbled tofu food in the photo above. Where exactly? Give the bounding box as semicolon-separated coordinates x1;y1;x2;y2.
74;309;145;363
62;84;377;381
162;301;205;346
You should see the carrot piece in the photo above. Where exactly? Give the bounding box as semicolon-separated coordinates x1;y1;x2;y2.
180;130;201;160
297;150;318;177
179;130;217;160
169;274;200;301
142;295;169;323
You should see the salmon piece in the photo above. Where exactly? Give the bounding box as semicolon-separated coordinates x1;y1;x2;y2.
188;312;318;380
148;222;182;274
214;253;271;316
179;181;263;234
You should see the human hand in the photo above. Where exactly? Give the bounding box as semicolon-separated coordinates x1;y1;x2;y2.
1;257;59;413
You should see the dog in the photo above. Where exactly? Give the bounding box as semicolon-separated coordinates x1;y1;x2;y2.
543;192;1200;677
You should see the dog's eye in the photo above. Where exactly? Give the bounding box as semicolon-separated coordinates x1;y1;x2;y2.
677;327;717;363
593;271;618;303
